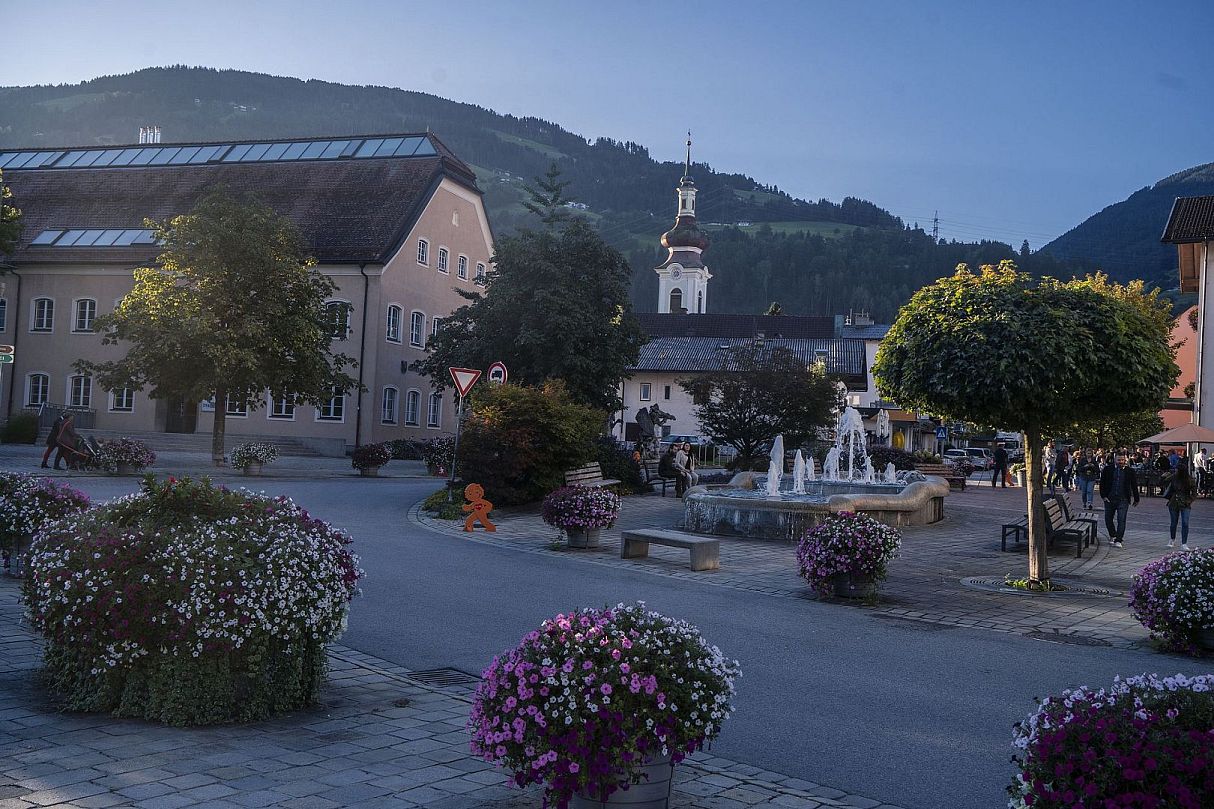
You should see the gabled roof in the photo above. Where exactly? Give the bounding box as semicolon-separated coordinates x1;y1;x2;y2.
840;323;891;340
1161;196;1214;244
635;312;837;339
632;336;866;381
3;132;479;265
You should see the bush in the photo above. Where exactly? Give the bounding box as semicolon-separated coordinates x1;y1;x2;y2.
386;438;425;460
22;477;363;725
593;436;644;492
1130;549;1214;654
1;413;39;444
541;485;621;531
796;512;902;596
96;437;156;471
351;442;392;471
470;603;740;807
420;488;464;519
419;436;456;472
230;441;278;469
867;446;916;471
0;473;91;560
1009;673;1214;808
456;381;603;506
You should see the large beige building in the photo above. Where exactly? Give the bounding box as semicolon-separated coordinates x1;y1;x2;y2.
0;132;493;455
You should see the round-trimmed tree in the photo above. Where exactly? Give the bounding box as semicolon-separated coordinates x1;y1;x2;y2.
873;262;1177;586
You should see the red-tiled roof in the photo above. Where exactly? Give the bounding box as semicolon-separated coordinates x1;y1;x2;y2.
1161;196;1214;243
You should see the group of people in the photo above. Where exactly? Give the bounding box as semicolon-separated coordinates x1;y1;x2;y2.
657;441;700;497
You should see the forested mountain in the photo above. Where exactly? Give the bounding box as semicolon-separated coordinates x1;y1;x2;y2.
0;66;1110;320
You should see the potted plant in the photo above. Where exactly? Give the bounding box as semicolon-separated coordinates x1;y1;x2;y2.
470;603;741;809
796;511;902;601
541;485;621;548
97;436;156;475
1129;549;1214;654
351;442;391;477
1010;462;1026;487
0;473;90;575
230;442;279;476
1009;673;1214;808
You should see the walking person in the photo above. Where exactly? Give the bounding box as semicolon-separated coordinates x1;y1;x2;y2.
53;414;86;471
991;442;1009;488
1099;453;1140;548
1164;463;1198;550
40;412;66;469
1074;451;1100;510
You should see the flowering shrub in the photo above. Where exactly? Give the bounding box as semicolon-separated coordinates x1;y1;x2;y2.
469;603;740;808
1008;673;1214;808
0;473;91;562
229;441;279;469
97;437;156;471
351;442;392;471
22;476;363;725
420;436;456;472
796;511;902;596
1130;549;1214;654
541;485;621;531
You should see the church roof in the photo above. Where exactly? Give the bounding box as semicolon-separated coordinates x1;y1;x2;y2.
636;312;838;339
631;336;866;381
1161;196;1214;243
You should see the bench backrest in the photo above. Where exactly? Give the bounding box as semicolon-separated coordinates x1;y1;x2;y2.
565;463;605;485
916;463;960;476
1055;493;1078;520
1043;498;1068;532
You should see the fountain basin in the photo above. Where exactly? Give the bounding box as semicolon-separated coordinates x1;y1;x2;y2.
682;473;949;541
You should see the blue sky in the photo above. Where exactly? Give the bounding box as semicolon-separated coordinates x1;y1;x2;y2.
5;0;1213;247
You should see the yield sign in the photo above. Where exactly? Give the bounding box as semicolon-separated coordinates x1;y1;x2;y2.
449;367;482;397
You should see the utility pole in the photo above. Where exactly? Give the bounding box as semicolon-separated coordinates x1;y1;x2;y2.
932;211;940;243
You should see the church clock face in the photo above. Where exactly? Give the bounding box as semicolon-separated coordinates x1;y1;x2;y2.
671;268;682;280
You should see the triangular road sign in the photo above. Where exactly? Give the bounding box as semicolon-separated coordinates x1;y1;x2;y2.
449;367;482;397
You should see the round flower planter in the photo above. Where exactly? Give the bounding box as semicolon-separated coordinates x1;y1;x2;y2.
115;463;138;476
242;463;263;477
571;754;674;809
359;466;381;478
832;573;877;600
566;527;602;549
1198;628;1214;651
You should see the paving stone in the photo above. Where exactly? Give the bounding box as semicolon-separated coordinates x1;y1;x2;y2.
116;782;176;800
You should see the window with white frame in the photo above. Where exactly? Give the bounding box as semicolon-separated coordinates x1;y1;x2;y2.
110;387;134;412
431;317;442;338
457;255;468;279
417;239;429;265
476;262;486;282
70;375;92;408
639;383;652;401
381;386;399;424
0;298;7;331
73;299;97;332
385;304;402;343
318;389;344;421
405;390;421;426
437;247;449;273
427;392;443;427
26;374;49;406
325;301;351;339
32;298;53;332
410;311;425;347
269;395;295;420
225;394;248;417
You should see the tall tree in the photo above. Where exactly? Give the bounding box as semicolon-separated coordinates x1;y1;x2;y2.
522;161;573;227
0;170;22;256
680;343;838;468
873;261;1177;586
1065;409;1164;450
78;190;359;465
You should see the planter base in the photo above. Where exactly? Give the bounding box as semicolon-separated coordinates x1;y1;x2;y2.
359;467;381;477
566;528;602;549
571;755;674;809
1198;628;1214;652
832;573;877;600
242;463;263;477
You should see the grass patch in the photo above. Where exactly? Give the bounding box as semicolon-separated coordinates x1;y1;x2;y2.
421;488;464;520
493;132;568;160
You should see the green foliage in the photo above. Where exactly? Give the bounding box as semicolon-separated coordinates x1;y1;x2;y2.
1064;409;1164;450
680;344;837;469
0;169;21;255
456;381;603;506
867;445;916;471
415;220;646;411
592;436;644;492
420;488;464;520
0;413;38;444
419;436;456;470
385;438;425;460
351;443;391;471
523;161;573;227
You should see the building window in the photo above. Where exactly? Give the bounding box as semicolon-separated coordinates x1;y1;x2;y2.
70;375;92;409
325;301;350;339
73;299;97;332
225;394;248;417
476;262;486;282
32;298;53;332
427;392;442;427
457;255;468;279
405;390;421;426
417;239;429;265
269;395;295;420
318;389;345;421
664;385;671;400
381;387;399;424
110;387;134;412
431;317;442;338
697;290;704;313
0;298;6;331
669;288;683;314
639;383;652;402
26;373;49;406
437;247;449;273
386;304;402;343
410;311;425;347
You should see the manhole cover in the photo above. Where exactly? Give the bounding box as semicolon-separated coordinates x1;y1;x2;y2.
961;577;1115;597
409;668;481;690
1024;631;1113;648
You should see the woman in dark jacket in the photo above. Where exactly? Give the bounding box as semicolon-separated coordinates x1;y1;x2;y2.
1165;463;1199;550
1074;451;1100;510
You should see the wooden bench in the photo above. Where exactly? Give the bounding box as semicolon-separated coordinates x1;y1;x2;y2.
564;462;622;489
640;459;681;497
1054;492;1098;547
1044;498;1089;558
915;463;967;491
1001;515;1028;551
621;529;720;571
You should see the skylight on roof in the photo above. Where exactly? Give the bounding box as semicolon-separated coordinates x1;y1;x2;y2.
28;228;158;247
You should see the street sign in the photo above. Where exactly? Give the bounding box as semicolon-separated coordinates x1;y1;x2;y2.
0;355;12;364
449;367;482;397
487;361;508;385
0;345;12;355
935;427;948;441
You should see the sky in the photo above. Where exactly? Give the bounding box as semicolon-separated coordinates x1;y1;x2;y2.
5;0;1214;247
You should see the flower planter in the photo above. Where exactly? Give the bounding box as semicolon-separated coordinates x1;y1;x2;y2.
242;463;263;477
115;463;139;476
1198;628;1214;651
571;754;674;809
359;466;381;478
832;572;877;600
1014;471;1025;487
566;527;602;549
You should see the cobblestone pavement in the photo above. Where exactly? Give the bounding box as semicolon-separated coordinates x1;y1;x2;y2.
0;579;904;809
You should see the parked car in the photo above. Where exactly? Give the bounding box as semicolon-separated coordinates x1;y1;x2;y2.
943;449;970;466
660;434;713;449
965;448;995;470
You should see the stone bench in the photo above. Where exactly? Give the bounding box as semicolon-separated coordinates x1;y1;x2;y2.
621;529;720;572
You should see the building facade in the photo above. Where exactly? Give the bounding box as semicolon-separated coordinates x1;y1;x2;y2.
0;133;493;454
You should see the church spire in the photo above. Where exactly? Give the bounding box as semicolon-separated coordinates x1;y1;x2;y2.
683;131;692;180
655;134;711;314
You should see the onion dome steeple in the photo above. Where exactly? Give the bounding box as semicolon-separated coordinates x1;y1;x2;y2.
655;133;712;314
660;133;709;251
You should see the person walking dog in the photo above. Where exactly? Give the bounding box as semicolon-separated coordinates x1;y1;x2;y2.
1099;453;1140;548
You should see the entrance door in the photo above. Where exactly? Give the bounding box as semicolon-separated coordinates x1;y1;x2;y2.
165;398;197;434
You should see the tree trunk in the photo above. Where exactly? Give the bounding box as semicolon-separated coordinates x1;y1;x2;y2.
212;385;227;466
1023;427;1050;586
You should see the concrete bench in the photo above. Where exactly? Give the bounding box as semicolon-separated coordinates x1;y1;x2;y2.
621;529;720;571
564;462;621;488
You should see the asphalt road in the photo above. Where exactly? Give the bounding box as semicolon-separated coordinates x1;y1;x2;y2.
59;475;1214;809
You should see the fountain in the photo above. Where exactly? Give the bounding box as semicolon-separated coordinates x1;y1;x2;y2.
791;450;807;495
765;435;784;498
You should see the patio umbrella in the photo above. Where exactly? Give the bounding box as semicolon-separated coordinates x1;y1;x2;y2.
1138;423;1214;444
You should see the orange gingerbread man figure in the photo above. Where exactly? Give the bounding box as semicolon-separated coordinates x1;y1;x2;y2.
462;483;496;532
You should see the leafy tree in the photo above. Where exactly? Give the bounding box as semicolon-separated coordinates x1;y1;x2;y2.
78;190;359;465
415;218;646;411
680;343;838;469
874;261;1177;586
0;170;22;256
1064;409;1164;450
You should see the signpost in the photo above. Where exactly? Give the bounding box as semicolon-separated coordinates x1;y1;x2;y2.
0;346;12;407
487;361;508;385
447;368;483;499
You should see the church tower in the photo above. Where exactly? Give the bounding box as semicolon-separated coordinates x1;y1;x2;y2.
655;134;711;314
